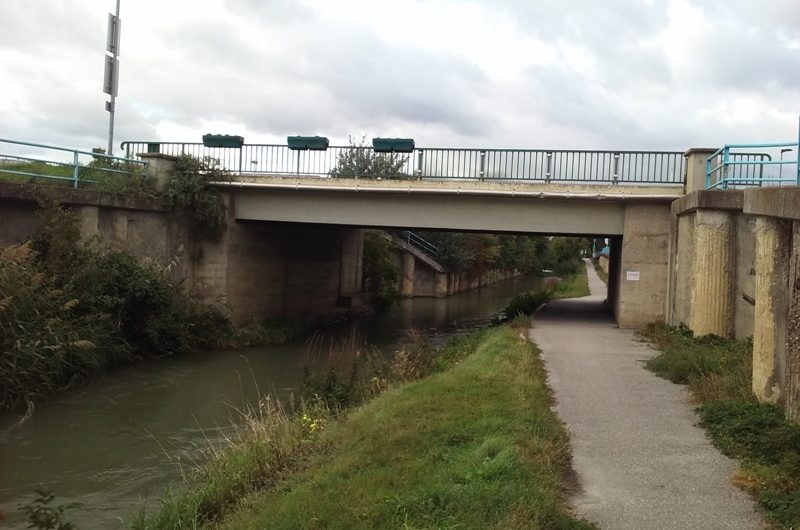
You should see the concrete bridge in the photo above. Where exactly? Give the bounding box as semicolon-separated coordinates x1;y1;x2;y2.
3;135;799;421
125;145;739;330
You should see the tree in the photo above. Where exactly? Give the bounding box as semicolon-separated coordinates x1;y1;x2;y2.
329;137;408;179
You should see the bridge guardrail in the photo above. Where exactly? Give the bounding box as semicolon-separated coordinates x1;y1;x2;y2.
0;138;148;189
120;141;685;185
706;144;799;189
706;116;800;189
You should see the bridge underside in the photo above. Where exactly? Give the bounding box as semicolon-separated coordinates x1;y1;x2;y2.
217;178;677;329
225;177;680;236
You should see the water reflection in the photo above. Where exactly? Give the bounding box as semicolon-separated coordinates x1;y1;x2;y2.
0;275;539;529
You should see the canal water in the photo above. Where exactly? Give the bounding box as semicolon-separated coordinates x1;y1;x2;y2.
0;275;541;528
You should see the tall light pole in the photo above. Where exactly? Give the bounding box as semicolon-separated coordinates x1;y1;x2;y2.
103;0;121;155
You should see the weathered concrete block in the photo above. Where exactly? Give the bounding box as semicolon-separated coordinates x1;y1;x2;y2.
689;210;735;337
401;251;415;297
786;221;800;423
617;204;670;328
753;216;791;404
735;215;757;340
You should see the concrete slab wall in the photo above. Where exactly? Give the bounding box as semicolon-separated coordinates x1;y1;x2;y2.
195;221;356;322
0;186;363;325
616;203;671;328
670;212;696;327
787;222;800;422
0;200;39;245
735;215;757;339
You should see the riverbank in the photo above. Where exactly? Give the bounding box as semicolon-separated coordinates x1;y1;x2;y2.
642;324;800;529
132;321;594;529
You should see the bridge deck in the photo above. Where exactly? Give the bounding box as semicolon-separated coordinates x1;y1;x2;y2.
217;176;682;236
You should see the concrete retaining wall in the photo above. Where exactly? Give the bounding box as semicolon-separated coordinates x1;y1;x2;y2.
0;183;363;325
667;187;800;421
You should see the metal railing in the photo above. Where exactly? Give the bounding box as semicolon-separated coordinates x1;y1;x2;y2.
0;138;148;189
706;143;799;189
399;230;439;259
121;141;685;185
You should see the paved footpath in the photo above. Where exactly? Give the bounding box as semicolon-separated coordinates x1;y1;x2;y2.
529;259;763;529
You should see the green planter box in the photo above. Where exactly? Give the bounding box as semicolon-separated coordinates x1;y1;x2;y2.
372;138;415;153
287;136;329;151
202;134;244;148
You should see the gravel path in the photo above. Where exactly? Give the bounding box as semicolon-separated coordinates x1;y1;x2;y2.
529;259;763;529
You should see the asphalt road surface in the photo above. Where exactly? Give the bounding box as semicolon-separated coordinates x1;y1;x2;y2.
529;259;763;529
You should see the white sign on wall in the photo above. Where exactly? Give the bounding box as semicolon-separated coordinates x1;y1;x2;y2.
626;271;640;281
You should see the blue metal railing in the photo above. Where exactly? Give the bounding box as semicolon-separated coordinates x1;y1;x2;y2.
121;141;685;185
706;118;800;189
0;138;148;189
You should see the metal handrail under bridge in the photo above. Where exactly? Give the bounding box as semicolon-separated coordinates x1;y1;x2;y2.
121;141;686;186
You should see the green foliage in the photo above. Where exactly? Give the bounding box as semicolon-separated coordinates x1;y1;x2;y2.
19;490;79;530
544;237;588;275
329;136;409;179
642;323;800;528
505;289;553;318
130;398;329;530
0;157;153;195
420;232;584;277
361;232;399;308
553;266;590;299
643;323;752;401
166;155;231;240
422;232;475;271
301;333;391;410
0;197;237;410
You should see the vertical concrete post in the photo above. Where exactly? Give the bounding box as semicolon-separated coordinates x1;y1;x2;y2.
400;251;415;297
689;210;735;337
753;217;791;404
683;148;718;194
434;272;448;298
669;213;696;327
138;153;178;192
786;221;800;422
459;272;468;292
446;272;455;296
339;228;363;296
607;236;622;318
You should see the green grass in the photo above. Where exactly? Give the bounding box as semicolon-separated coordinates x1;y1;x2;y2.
0;160;153;195
134;323;594;529
592;261;608;285
642;323;800;528
553;267;590;300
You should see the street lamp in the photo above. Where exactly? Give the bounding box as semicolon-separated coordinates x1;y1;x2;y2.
103;0;121;156
779;148;792;181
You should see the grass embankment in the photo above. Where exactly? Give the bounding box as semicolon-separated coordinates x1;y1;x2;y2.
642;324;800;528
504;268;590;319
592;260;608;285
134;322;594;529
555;266;589;299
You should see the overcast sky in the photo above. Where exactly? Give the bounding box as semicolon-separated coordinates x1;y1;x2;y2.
1;0;798;153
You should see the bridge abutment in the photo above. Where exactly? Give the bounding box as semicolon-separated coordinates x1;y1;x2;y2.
668;188;800;421
614;204;671;328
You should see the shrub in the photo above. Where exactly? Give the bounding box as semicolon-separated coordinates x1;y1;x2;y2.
0;196;237;409
362;232;399;308
165;155;231;240
504;289;553;318
329;136;408;179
